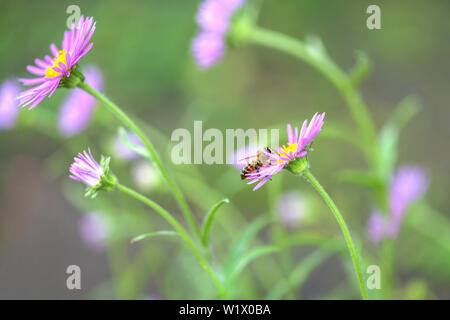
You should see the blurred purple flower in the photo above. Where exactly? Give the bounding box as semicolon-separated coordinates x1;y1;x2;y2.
367;211;388;244
389;166;429;222
191;0;246;69
278;191;306;229
58;65;103;137
18;16;96;109
191;32;225;69
0;79;20;130
113;131;145;160
196;0;233;34
79;212;109;251
367;165;429;243
69;149;104;187
245;112;325;190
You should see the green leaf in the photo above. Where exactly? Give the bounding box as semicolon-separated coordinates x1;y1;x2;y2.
349;50;370;86
226;245;279;283
118;127;151;160
201;198;230;246
376;96;421;180
389;96;421;129
130;231;178;244
224;216;271;277
267;246;337;299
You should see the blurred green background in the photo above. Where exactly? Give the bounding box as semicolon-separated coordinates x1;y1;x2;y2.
0;0;449;299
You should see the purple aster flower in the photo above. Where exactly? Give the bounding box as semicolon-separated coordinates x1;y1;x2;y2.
367;211;388;244
58;65;103;137
191;32;225;69
70;149;115;198
386;165;429;237
18;16;96;109
278;191;307;229
196;0;234;34
245;112;325;190
389;166;429;222
191;0;246;69
79;212;109;251
69;149;104;187
113;131;145;160
367;165;429;243
0;79;20;129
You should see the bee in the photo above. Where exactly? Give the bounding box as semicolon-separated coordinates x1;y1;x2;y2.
240;147;274;180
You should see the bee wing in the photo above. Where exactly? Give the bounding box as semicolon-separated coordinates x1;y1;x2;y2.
238;154;258;163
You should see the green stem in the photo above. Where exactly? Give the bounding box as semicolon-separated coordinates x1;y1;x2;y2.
248;27;377;160
302;170;368;300
115;183;225;297
77;81;201;239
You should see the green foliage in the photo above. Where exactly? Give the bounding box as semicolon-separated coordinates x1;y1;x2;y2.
267;245;338;299
130;231;179;244
1;0;447;300
227;245;279;282
349;51;371;87
376;95;421;181
201;198;230;246
223;216;275;293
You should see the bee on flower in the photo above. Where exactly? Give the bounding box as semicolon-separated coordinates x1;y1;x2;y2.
241;112;325;190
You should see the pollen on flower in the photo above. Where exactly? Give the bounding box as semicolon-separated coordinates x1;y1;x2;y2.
45;50;68;77
19;15;96;109
278;142;298;163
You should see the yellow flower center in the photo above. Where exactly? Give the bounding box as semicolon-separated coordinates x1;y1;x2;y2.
278;142;298;163
45;50;68;77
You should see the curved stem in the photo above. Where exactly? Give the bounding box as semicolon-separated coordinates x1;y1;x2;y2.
248;27;377;160
77;81;201;239
115;183;225;297
302;170;368;300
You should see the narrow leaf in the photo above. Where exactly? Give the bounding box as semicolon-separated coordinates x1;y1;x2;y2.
130;231;178;244
267;245;338;299
349;50;370;86
226;245;279;282
225;216;271;276
376;96;421;180
201;198;230;246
